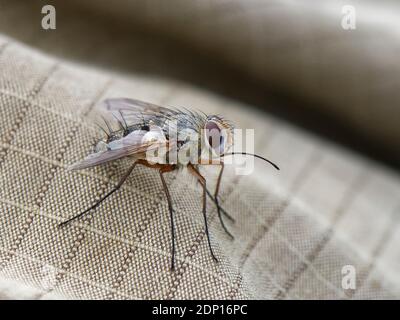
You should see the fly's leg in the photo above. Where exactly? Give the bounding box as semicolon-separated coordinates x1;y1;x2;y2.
214;163;235;222
134;160;177;271
58;162;138;228
187;163;218;262
159;166;177;270
205;190;232;222
213;163;235;239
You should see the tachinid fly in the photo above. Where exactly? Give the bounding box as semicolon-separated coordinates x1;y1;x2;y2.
59;98;279;270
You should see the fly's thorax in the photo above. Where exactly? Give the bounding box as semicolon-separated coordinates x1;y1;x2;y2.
142;124;170;164
175;127;202;165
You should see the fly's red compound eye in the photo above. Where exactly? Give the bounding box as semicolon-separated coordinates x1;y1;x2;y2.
205;120;225;155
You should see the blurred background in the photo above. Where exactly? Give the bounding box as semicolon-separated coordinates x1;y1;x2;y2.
0;0;399;169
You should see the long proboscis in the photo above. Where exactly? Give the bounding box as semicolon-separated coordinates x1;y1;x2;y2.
221;152;280;170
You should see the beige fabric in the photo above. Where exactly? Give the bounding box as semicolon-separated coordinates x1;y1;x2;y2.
0;36;399;300
0;1;400;299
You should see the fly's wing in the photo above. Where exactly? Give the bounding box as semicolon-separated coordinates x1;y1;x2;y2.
68;143;158;170
98;98;208;136
68;128;172;171
99;98;177;125
69;99;178;171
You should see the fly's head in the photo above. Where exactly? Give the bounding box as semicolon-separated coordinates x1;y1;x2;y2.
175;114;234;164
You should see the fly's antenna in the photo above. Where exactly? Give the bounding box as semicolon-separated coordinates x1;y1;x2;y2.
221;152;280;170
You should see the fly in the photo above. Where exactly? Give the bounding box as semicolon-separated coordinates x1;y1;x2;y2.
59;98;279;270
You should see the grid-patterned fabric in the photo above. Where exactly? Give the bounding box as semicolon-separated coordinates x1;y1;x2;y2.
0;35;400;299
